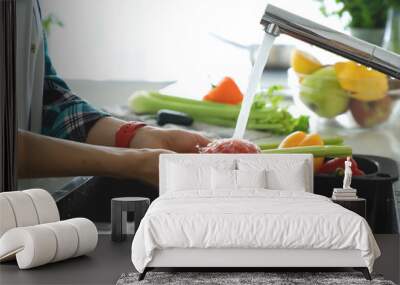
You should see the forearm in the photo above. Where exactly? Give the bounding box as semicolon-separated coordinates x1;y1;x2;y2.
86;116;127;147
17;130;132;179
86;115;210;153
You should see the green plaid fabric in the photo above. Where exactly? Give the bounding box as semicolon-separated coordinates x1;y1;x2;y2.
41;36;109;142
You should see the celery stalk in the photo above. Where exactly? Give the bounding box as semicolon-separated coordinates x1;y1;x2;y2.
193;116;236;128
259;136;344;150
261;145;352;157
129;90;309;134
195;116;286;130
148;92;284;120
149;92;233;109
130;92;282;121
323;136;344;146
130;92;238;119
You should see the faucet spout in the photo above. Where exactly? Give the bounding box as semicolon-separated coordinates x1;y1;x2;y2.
261;5;400;79
264;23;280;37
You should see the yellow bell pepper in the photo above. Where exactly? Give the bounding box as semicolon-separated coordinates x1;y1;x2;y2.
279;131;324;172
334;61;388;102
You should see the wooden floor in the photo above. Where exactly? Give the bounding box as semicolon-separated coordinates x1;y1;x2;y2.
0;235;133;285
0;234;398;284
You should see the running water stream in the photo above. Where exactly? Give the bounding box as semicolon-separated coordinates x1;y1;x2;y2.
233;33;276;139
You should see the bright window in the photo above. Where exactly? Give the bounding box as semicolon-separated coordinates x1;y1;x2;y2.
41;0;347;84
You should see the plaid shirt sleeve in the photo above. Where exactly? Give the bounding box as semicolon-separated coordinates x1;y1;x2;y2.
41;36;110;142
41;80;110;142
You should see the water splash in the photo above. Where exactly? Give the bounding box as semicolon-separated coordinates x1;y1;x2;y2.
233;33;276;139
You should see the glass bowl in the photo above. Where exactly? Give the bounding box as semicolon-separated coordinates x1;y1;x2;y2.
287;67;399;129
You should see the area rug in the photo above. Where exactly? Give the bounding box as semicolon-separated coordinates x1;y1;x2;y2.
116;271;395;285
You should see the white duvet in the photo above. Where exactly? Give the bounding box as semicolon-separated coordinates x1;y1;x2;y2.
131;190;380;273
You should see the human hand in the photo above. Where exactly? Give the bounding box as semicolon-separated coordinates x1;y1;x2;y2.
119;148;174;186
130;126;210;153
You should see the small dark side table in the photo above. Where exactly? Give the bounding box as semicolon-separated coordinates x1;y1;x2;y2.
111;197;150;242
331;198;366;218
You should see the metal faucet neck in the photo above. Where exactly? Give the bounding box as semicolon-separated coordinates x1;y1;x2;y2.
261;4;400;79
264;23;280;37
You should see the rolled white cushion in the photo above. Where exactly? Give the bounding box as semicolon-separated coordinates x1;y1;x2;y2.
64;218;98;257
0;218;98;269
42;221;79;262
0;196;17;237
23;189;59;223
0;226;57;269
0;191;39;227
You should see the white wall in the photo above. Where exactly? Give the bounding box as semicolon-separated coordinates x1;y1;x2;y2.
40;0;346;85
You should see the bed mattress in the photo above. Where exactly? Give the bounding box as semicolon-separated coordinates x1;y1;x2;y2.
131;190;380;273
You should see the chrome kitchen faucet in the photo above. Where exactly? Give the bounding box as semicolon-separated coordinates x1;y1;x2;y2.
261;5;400;79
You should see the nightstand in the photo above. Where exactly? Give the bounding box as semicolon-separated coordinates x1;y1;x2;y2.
331;198;366;218
111;197;150;242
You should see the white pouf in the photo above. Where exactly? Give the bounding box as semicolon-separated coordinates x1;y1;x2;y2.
24;189;60;224
0;189;98;269
0;225;57;268
0;189;60;236
1;191;39;227
0;219;98;269
42;221;79;262
0;196;17;237
65;218;98;257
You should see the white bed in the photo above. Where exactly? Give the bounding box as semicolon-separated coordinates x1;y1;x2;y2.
131;154;380;280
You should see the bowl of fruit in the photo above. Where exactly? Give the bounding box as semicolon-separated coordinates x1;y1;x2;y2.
288;49;397;128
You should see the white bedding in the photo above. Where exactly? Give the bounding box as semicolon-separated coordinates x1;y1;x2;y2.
131;190;380;273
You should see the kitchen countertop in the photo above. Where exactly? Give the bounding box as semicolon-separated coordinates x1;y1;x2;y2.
8;71;400;284
63;73;400;162
17;72;400;224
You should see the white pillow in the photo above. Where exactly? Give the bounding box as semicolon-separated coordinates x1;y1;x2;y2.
167;163;211;191
166;159;237;193
211;168;236;190
238;159;307;191
236;169;267;189
211;169;268;191
265;162;307;191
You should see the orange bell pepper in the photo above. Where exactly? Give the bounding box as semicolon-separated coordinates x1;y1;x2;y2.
203;77;243;105
279;131;324;172
279;131;307;148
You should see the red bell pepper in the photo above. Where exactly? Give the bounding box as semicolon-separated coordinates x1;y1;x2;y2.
318;157;365;176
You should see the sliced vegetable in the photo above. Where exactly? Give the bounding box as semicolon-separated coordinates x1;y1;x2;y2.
291;49;323;75
298;133;323;147
261;145;352;157
258;136;343;150
131;91;238;119
129;86;309;135
278;131;325;171
203;77;243;105
335;61;388;102
322;136;345;146
278;131;307;148
297;133;324;171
